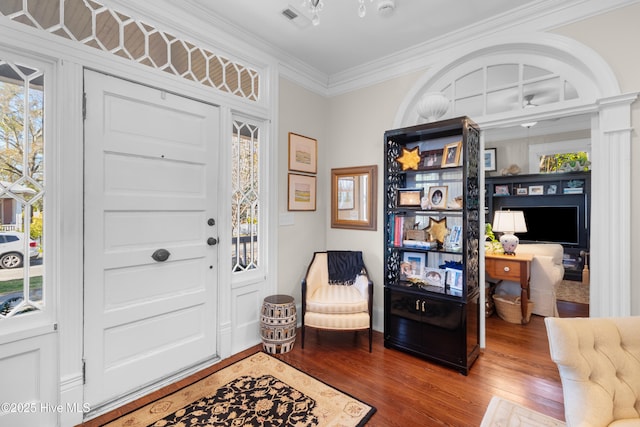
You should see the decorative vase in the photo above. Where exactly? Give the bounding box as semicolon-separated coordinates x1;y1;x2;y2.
417;92;449;122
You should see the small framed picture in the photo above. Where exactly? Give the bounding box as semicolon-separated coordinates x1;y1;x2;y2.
484;148;497;172
288;132;317;174
397;188;423;207
516;187;528;195
420;149;444;170
402;252;426;280
424;267;446;287
547;184;557;195
494;184;510;196
446;268;463;290
288;173;316;211
529;185;544;195
427;186;448;209
441;141;462;168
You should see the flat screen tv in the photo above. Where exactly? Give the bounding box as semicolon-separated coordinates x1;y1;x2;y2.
509;206;580;246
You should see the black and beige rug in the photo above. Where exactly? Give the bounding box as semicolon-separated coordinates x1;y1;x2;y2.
105;352;375;427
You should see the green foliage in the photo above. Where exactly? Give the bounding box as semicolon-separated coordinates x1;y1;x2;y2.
30;215;43;240
539;151;590;173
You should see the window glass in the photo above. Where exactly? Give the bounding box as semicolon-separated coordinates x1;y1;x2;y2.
0;59;45;318
231;120;259;272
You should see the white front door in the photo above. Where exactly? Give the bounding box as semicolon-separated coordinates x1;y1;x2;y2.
83;70;219;409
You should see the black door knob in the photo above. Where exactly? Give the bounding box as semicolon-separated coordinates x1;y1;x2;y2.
207;237;218;246
208;218;215;226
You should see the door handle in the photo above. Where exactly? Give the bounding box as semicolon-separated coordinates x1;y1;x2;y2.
207;218;215;226
151;248;170;262
207;237;218;246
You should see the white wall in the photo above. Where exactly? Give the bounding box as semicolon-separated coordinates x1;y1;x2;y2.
277;78;330;301
324;70;424;326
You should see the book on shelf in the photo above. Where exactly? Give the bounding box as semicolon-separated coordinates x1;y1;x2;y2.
402;240;438;249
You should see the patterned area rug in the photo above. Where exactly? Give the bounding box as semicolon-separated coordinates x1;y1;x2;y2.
104;352;375;427
556;280;589;304
481;396;565;427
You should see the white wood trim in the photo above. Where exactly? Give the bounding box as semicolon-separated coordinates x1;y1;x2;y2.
590;93;638;317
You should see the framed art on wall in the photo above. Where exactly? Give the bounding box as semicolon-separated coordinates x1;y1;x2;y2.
484;148;497;172
288;173;316;211
288;132;317;174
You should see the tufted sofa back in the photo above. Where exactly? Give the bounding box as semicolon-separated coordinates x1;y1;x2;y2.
545;317;640;427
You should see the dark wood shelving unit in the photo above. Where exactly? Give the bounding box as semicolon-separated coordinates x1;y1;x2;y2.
383;116;481;375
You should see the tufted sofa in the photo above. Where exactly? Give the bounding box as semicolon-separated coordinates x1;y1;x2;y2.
495;243;565;317
545;316;640;426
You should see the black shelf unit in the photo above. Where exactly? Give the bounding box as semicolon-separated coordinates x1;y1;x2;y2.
383;116;480;375
485;171;591;281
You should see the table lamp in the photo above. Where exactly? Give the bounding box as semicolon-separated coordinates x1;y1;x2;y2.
492;210;527;255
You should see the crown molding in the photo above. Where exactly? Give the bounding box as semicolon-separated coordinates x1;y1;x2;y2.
104;0;639;98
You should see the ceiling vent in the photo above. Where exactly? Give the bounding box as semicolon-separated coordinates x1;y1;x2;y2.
282;6;312;28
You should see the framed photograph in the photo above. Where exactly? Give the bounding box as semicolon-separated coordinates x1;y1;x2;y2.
420;149;444;170
529;185;544;195
427;185;448;209
424;267;446;287
288;173;316;211
446;267;463;290
547;184;557;195
494;184;510;196
337;176;354;210
516;187;528;195
441;141;462;168
484;148;497;172
397;188;423;207
401;252;426;279
288;132;317;174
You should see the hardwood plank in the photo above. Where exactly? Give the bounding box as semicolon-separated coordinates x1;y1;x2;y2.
81;304;590;426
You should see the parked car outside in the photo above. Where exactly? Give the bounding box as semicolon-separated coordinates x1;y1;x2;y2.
0;231;40;269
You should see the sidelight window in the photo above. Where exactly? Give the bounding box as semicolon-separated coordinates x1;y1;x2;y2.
231;120;260;272
0;59;45;319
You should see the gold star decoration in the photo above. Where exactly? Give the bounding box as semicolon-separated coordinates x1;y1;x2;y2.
426;216;448;244
396;146;421;171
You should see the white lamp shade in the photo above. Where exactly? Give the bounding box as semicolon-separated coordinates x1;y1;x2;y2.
492;210;527;234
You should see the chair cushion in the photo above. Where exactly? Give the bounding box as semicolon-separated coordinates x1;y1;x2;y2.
306;285;368;314
304;312;370;330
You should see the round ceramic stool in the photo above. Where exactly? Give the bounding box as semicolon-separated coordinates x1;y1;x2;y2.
260;294;296;354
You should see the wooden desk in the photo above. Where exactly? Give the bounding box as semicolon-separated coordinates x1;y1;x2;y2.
485;253;534;324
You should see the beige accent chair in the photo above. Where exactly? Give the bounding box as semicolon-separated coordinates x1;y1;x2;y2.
301;252;373;352
495;243;565;317
545;316;640;426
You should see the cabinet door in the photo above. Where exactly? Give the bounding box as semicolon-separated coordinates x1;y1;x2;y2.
387;289;466;361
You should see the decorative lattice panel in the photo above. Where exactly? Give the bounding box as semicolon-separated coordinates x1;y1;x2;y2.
0;0;260;101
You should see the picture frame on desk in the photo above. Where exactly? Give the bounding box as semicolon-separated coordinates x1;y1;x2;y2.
442;141;462;168
397;188;423;207
424;267;446;287
420;149;444;170
427;185;448;209
529;185;544;195
402;252;426;279
446;268;463;290
494;184;510;196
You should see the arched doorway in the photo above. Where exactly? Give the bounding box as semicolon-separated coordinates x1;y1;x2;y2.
394;32;637;345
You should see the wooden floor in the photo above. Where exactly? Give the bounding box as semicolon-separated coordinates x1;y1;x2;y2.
82;301;588;427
